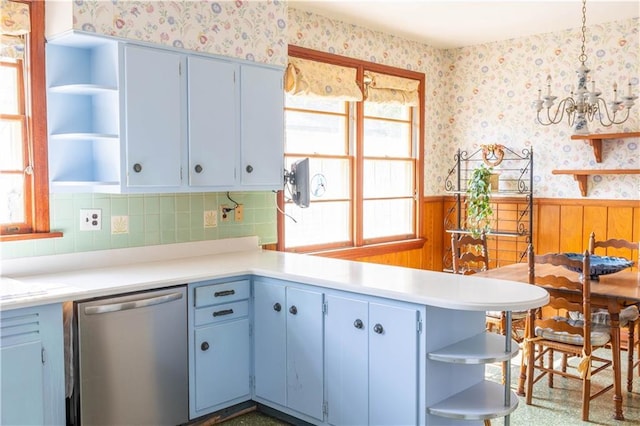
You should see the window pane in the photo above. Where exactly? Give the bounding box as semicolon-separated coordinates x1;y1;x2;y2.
363;198;414;240
363;117;411;157
0;174;25;223
0;118;24;170
363;159;413;198
285;201;350;247
285;110;347;155
0;64;19;114
286;95;345;114
364;102;410;120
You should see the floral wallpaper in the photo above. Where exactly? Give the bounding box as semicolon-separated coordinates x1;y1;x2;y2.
288;8;639;199
441;20;639;199
72;0;287;65
67;2;638;199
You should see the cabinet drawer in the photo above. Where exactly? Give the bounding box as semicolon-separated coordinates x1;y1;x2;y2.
194;280;250;307
195;301;249;326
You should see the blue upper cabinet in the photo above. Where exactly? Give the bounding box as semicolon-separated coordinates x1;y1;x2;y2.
240;66;284;188
46;32;284;193
123;44;184;189
187;56;238;188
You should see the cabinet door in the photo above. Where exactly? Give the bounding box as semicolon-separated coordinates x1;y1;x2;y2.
0;304;64;426
194;319;250;411
240;65;284;188
253;281;287;406
188;56;238;187
124;45;184;188
369;302;419;425
1;341;45;425
286;287;324;420
325;294;368;426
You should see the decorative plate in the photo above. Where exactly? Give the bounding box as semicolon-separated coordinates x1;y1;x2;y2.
563;253;634;280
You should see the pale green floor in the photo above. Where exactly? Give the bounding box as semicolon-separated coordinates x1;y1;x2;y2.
222;348;640;425
495;347;640;425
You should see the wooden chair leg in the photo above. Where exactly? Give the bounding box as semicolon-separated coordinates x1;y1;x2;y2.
484;420;491;426
548;349;554;388
582;377;591;421
517;349;527;396
628;319;636;392
525;341;535;405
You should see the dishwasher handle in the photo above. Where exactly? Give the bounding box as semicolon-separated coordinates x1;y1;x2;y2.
84;291;183;315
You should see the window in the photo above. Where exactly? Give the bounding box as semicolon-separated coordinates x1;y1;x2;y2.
1;0;56;240
280;47;424;255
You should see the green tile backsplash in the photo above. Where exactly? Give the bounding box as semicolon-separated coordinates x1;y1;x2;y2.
1;191;278;260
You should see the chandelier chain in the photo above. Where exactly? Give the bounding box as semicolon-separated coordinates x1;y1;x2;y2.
579;0;587;65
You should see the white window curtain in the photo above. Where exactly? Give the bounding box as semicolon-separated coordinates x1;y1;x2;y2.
285;56;363;101
1;0;30;59
364;71;420;106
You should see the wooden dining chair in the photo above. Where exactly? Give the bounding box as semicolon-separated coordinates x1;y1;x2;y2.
519;248;616;422
451;232;526;342
589;231;640;392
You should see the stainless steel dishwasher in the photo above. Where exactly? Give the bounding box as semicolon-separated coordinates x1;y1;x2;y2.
74;286;188;426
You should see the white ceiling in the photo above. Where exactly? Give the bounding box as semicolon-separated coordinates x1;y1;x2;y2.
289;0;640;48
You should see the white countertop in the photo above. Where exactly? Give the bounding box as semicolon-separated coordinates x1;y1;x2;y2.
1;237;548;312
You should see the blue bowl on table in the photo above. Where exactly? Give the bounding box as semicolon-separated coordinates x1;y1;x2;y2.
563;253;634;280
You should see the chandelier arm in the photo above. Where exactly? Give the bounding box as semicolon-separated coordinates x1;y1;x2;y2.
594;98;631;126
538;98;573;125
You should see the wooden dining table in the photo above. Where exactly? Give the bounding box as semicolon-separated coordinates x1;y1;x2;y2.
476;262;640;421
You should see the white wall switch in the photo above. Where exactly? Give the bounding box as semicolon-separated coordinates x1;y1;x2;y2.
80;209;102;231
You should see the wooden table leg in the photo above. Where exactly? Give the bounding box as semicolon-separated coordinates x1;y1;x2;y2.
609;309;624;420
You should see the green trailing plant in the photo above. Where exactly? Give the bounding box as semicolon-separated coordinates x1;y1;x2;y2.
466;164;494;237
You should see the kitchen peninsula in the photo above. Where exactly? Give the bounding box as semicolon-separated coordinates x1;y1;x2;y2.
1;237;548;425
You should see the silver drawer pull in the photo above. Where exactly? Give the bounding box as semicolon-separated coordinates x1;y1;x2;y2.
214;289;235;297
213;309;234;317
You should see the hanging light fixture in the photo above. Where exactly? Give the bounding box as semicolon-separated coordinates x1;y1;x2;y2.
534;0;637;134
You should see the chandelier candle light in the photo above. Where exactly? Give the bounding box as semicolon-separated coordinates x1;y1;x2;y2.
534;0;637;135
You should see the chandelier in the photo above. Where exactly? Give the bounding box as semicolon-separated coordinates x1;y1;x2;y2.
534;0;637;134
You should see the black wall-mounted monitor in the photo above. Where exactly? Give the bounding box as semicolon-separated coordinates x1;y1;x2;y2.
291;158;310;208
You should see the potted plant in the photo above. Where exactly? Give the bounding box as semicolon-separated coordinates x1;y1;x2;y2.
466;163;494;237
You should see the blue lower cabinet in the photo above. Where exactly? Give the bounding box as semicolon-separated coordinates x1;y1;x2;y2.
325;293;423;426
189;279;251;419
253;278;324;421
194;319;250;411
0;303;65;425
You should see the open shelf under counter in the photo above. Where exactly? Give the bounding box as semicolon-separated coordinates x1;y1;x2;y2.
428;331;519;364
552;169;640;197
427;380;519;421
570;131;640;163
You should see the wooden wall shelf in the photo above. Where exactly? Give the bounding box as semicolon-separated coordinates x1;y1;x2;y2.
552;169;640;196
570;132;640;163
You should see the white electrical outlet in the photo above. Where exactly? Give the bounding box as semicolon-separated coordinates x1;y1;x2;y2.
80;209;102;231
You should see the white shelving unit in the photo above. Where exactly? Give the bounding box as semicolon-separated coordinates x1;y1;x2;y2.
427;317;520;424
46;33;122;193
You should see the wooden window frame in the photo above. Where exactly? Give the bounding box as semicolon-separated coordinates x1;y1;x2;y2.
1;1;61;242
277;46;425;256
